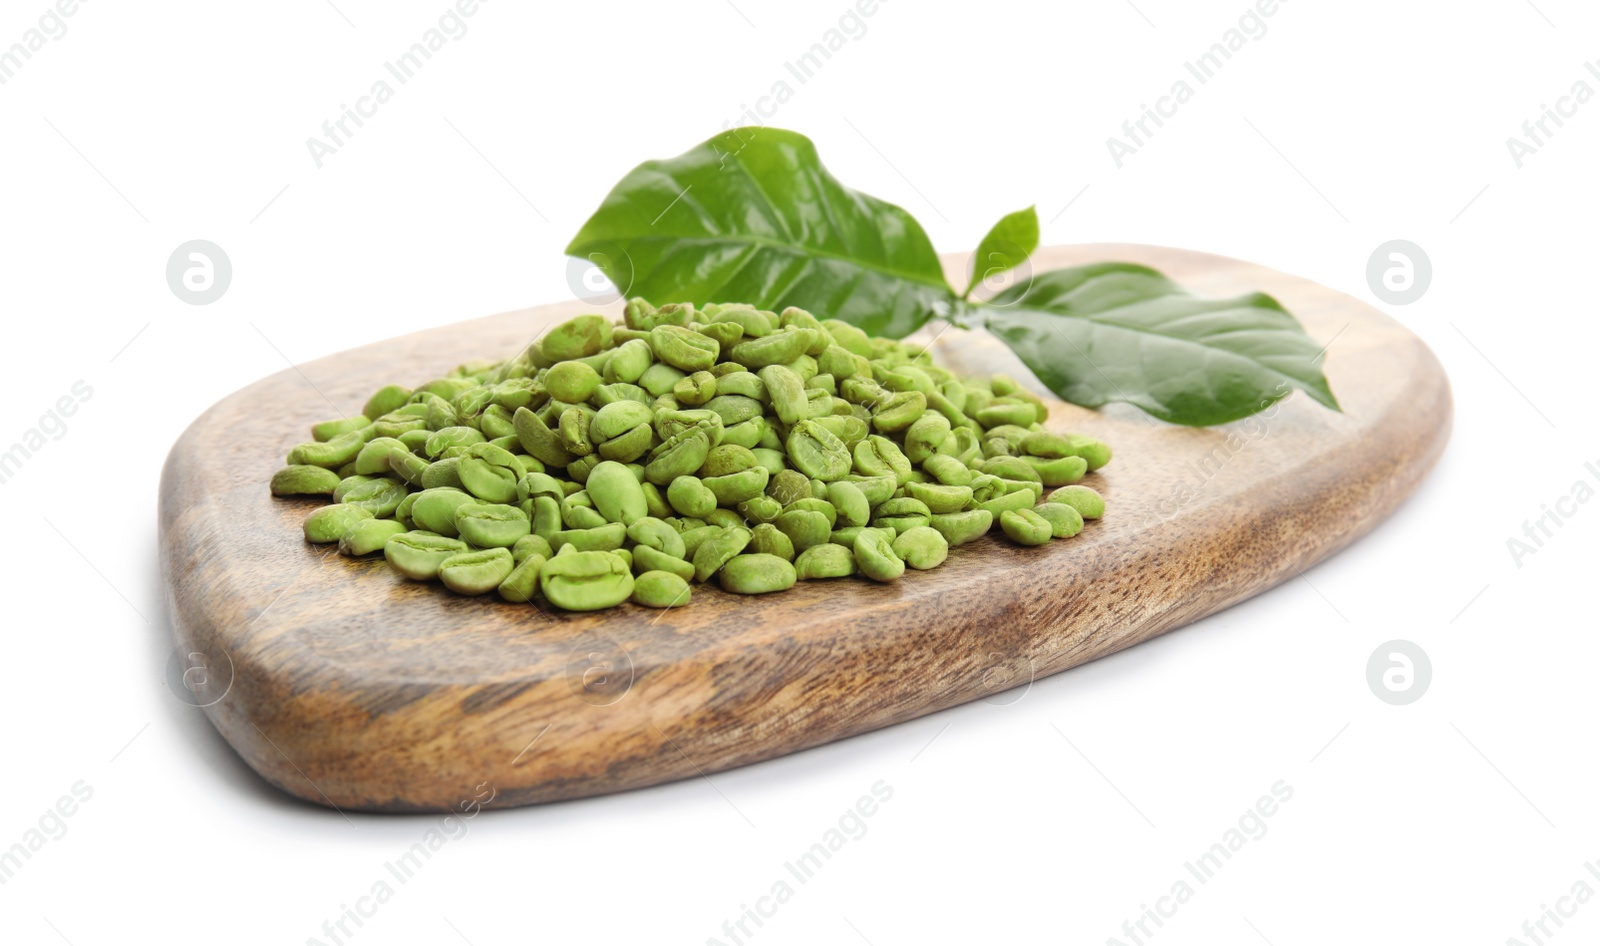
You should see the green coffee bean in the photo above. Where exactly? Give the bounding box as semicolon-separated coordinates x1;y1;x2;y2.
718;554;798;594
940;426;981;464
498;553;545;603
511;534;554;564
385;531;470;580
458;443;522;503
702;444;756;476
977;488;1035;520
633;569;692;608
794;543;857;579
665;474;717;519
425;426;485;458
714;304;777;336
585;460;648;525
551;521;628;553
976;400;1037;428
853;529;905;582
884;365;934;395
637;362;687;397
650;324;719;372
560;491;608;529
692;526;751;582
672;370;717;406
774;509;831;553
678;524;720;555
530;494;562;540
633;544;695;581
338;518;407;557
512;406;576;467
271;464;342;497
871;497;932;534
439;548;515;596
388;450;430;487
606;338;653;383
557;407;596;458
627;516;686;558
905;481;973;515
334;475;409;516
823;318;874;356
980;455;1042;484
704;393;764;428
719;417;765;449
645;423;713;485
759;364;807;425
1065;435;1113;471
303;503;374;544
927;509;993;546
480;405;517;440
372;413;427;439
786;497;838;528
288;429;366;469
702;465;768;505
565;453;602;484
622;298;658;329
421;393;461;430
455;503;531;548
902;412;951;463
1000;508;1053;546
749;522;796;561
825;481;871;529
870;390;926;433
713;369;763;399
853;436;913;485
980;424;1030;456
313;415;372;442
1048;484;1105;519
809;414;868;448
921;454;966;489
540;314;612;362
727;328;808;368
519;472;565;503
352;438;405;476
590;400;655;462
1022;454;1088;487
847;474;898;506
395;492;418;529
750;447;788;476
891;526;949;570
491;378;541;411
1020;430;1068;457
969;473;1005;505
420;457;465;491
767;469;812;506
364;384;413;420
540;550;634;610
638;480;670;519
545;360;600;402
1032;502;1084;538
786;419;851;481
830;525;890;549
410;487;477;536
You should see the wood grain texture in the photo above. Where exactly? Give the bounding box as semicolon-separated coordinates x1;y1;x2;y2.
158;244;1452;813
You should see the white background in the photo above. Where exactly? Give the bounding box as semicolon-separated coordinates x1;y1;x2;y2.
1;1;1596;944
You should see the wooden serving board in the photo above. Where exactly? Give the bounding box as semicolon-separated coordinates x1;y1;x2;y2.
159;244;1451;812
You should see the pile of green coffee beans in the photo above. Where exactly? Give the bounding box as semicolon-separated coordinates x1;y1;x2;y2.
269;300;1110;612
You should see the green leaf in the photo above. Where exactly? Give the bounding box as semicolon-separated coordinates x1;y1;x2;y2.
965;205;1039;300
566;128;955;339
981;263;1341;426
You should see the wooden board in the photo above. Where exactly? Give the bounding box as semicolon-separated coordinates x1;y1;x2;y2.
158;244;1452;813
